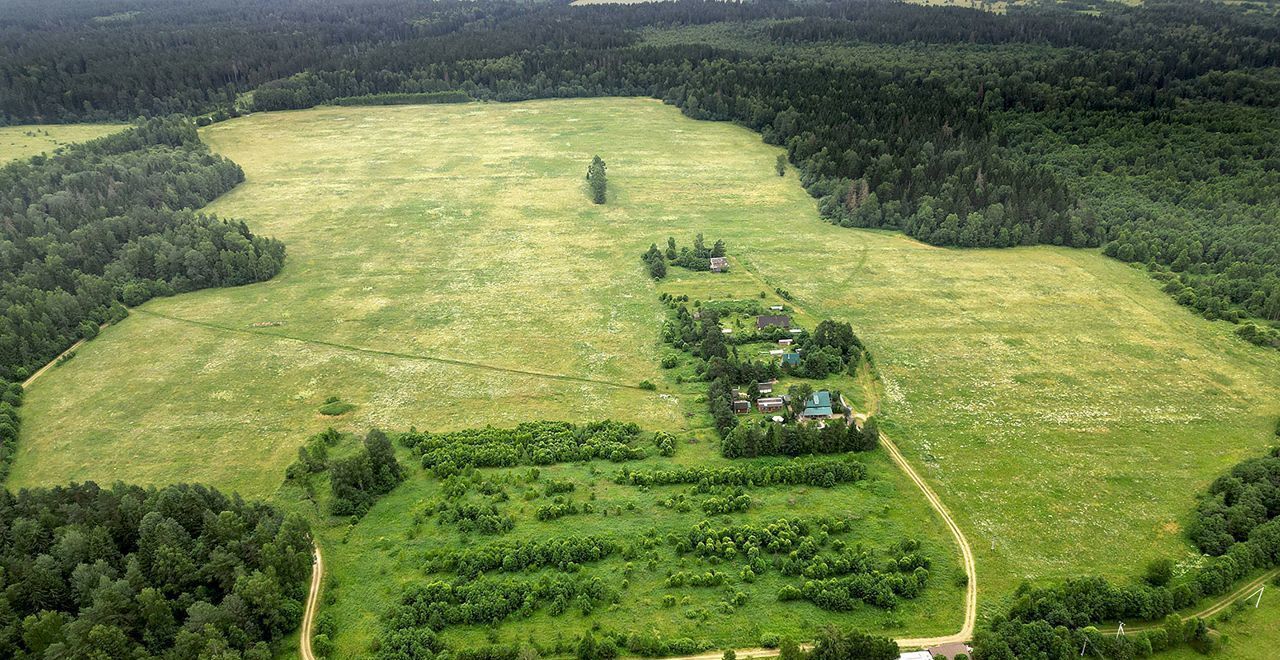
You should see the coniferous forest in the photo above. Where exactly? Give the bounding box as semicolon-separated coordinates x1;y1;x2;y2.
1;0;1277;332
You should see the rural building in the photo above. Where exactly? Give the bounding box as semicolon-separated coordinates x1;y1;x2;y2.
781;352;801;367
790;328;803;335
757;381;774;394
709;257;728;272
897;652;934;660
733;399;750;414
778;338;792;346
769;349;784;356
721;327;733;334
756;397;785;412
769;305;784;311
756;314;790;329
927;643;973;660
800;390;833;419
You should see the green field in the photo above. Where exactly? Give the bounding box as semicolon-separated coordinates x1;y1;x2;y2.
11;98;1280;652
0;123;124;163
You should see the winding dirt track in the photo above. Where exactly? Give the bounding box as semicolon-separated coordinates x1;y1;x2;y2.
1098;568;1280;635
300;542;323;660
878;430;979;648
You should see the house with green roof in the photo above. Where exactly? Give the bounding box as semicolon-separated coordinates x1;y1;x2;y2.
800;390;833;419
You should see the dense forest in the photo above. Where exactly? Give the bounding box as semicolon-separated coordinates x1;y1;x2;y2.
1;0;1275;330
0;482;313;658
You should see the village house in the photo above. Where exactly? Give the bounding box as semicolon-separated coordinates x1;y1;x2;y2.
756;396;785;413
733;399;750;414
781;352;801;367
778;338;792;346
800;390;834;420
756;314;790;329
709;256;728;272
769;305;784;311
757;381;774;394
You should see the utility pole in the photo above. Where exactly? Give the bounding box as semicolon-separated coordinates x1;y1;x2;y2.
1116;622;1125;638
1253;586;1264;608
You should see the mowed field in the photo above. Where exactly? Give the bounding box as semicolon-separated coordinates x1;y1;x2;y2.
10;98;1280;628
0;123;124;163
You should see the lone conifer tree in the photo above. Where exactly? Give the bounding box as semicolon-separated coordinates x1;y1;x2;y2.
776;153;786;176
587;155;607;204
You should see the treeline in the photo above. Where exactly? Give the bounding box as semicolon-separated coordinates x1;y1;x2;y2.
971;447;1280;658
401;421;646;473
721;417;878;459
614;457;866;488
0;482;312;659
0;117;283;383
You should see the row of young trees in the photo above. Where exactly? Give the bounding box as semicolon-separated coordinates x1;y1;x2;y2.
0;482;312;659
614;457;866;488
401;421;646;474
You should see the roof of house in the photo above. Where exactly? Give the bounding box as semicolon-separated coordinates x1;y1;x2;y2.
927;643;973;660
898;652;934;660
733;400;750;411
801;390;833;417
756;396;785;406
781;352;801;365
709;257;728;269
756;315;790;329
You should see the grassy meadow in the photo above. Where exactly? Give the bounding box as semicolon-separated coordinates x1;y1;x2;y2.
10;98;1280;652
0;123;124;163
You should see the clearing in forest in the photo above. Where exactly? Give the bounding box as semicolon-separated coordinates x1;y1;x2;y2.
10;98;1280;639
0;123;125;163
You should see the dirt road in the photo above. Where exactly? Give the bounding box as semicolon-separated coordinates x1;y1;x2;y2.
300;542;323;660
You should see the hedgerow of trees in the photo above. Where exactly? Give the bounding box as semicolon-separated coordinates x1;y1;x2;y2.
0;482;312;659
401;421;646;474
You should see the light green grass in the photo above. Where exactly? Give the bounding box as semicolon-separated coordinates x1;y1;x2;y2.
11;99;1280;640
0;123;125;163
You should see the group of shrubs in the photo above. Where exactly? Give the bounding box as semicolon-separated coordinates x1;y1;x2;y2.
641;235;726;279
285;427;405;519
402;421;646;474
